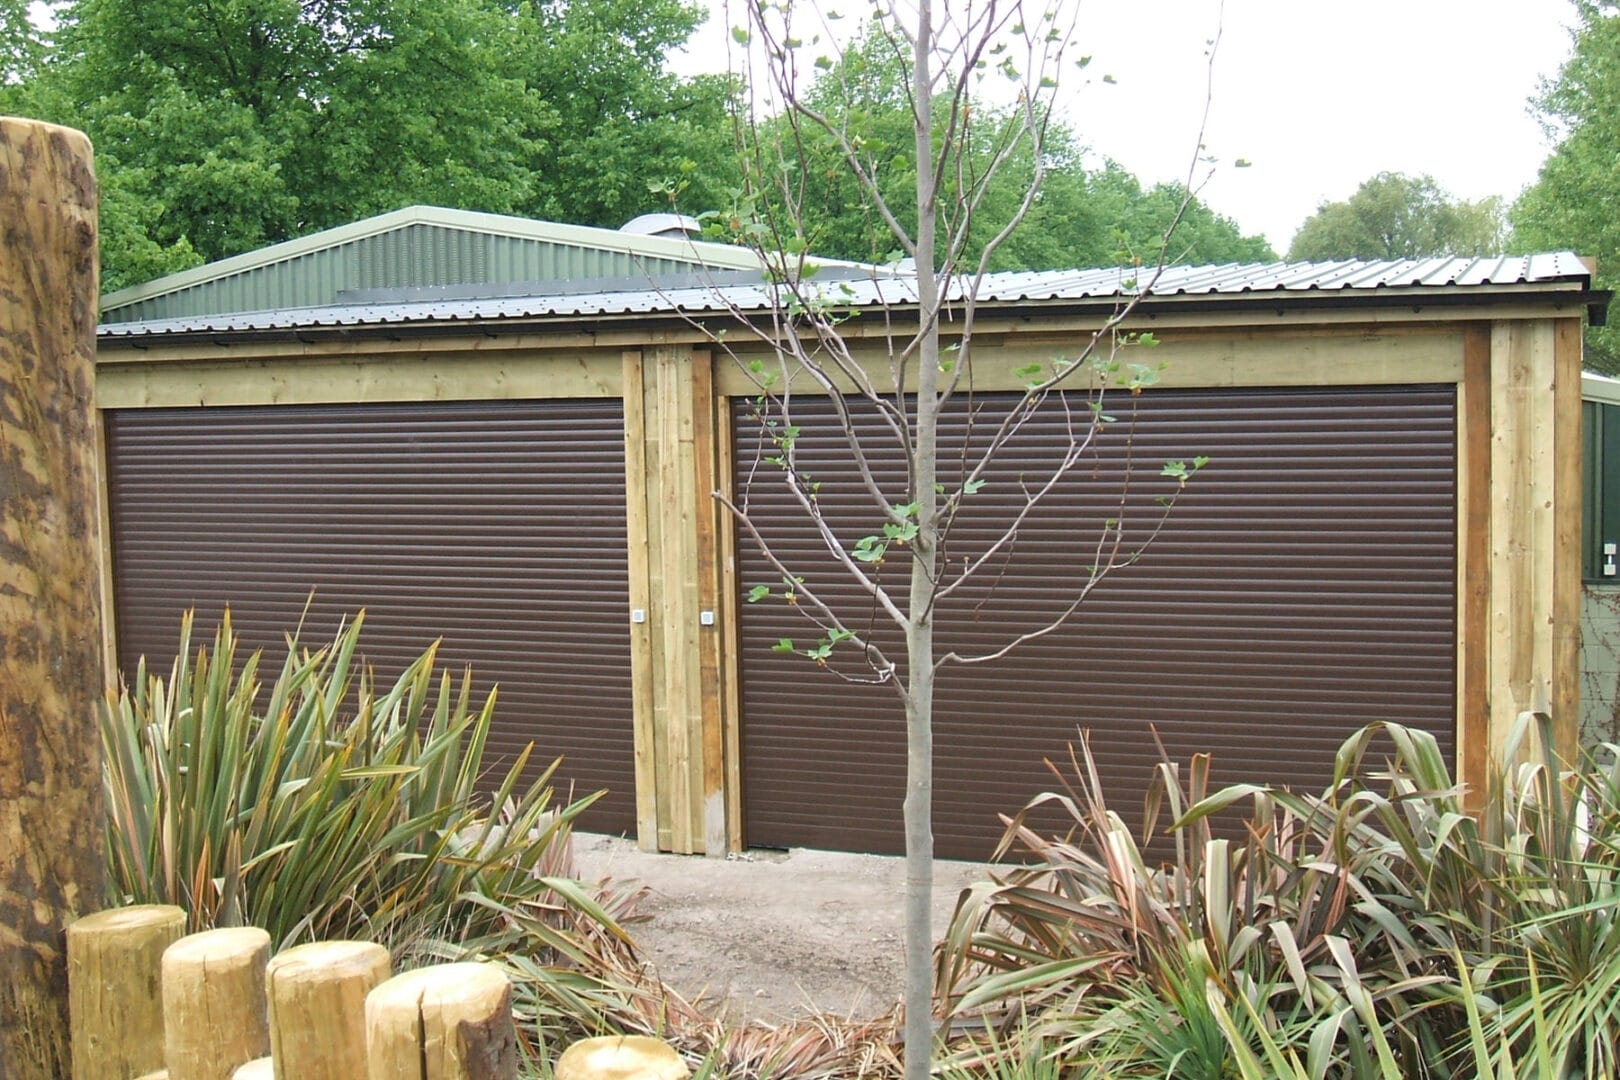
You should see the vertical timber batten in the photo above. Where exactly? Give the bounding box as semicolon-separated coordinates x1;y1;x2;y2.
1458;324;1493;805
1553;317;1584;754
691;350;730;855
622;350;660;851
1487;318;1576;766
656;345;699;851
716;394;744;853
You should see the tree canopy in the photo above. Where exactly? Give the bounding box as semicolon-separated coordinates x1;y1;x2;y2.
728;25;1272;272
3;0;1273;293
1287;171;1505;262
1512;1;1620;373
10;0;739;291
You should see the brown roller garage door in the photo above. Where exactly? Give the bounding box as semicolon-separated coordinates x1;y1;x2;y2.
733;386;1457;859
105;399;637;834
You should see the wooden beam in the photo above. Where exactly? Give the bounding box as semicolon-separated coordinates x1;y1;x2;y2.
691;350;729;855
1552;317;1584;761
1457;324;1492;807
94;412;121;693
714;327;1467;397
96;351;621;409
621;351;660;851
655;347;699;852
716;396;745;853
639;351;676;851
0;116;106;1080
1487;320;1560;763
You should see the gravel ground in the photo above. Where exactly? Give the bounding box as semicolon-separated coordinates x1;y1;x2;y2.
572;834;990;1022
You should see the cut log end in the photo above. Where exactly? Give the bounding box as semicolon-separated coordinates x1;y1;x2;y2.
68;905;186;937
555;1035;690;1080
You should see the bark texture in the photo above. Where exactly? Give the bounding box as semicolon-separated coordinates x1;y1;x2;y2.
0;115;105;1080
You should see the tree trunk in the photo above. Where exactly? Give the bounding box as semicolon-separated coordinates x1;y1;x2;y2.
901;10;941;1078
0;115;106;1080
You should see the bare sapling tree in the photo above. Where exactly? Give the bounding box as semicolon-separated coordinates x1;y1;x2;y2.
693;1;1215;1073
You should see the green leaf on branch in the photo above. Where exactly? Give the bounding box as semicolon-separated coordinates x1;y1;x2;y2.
963;478;986;495
746;585;770;604
1161;456;1208;489
883;520;919;544
853;535;887;563
771;638;795;653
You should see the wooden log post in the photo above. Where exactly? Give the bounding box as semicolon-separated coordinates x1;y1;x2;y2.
160;928;272;1080
67;905;187;1080
265;940;390;1079
554;1036;690;1080
0;115;105;1080
365;964;517;1080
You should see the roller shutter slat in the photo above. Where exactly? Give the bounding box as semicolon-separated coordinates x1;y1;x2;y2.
734;386;1457;859
105;399;637;836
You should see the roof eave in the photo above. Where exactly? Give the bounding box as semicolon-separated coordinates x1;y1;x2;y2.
95;280;1610;350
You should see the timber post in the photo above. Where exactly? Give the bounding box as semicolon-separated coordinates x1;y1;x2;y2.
265;940;391;1078
365;964;518;1080
0;115;106;1080
67;904;186;1080
160;928;272;1080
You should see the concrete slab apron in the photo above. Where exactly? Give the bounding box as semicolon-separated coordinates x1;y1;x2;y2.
572;835;989;1022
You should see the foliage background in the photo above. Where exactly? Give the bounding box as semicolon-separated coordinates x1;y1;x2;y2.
0;0;1272;292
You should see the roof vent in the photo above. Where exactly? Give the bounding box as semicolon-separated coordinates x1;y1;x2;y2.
620;212;702;241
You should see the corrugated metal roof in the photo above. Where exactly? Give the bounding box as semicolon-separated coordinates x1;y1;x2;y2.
98;206;774;324
98;252;1599;341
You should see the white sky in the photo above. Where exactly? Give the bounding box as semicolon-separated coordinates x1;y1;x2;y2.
673;0;1581;254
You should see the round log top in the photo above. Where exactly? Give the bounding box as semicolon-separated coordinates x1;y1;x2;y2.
266;939;390;981
67;905;186;934
162;926;271;966
367;962;509;1009
0;114;93;151
230;1058;274;1080
555;1035;690;1080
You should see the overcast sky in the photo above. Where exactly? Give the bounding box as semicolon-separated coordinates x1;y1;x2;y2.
674;0;1581;255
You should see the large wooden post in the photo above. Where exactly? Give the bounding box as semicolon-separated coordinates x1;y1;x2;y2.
0;116;106;1080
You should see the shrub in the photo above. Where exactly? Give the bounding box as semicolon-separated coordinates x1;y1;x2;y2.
936;717;1620;1078
101;610;645;1053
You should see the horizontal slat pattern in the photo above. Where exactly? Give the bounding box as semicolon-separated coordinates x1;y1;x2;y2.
106;399;636;834
735;387;1457;859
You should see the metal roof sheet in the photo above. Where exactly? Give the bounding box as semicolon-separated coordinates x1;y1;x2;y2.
98;252;1598;341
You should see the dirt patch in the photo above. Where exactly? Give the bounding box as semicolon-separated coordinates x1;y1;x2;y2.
572;835;990;1023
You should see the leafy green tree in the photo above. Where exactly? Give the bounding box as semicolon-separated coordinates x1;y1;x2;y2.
736;25;1270;271
506;0;739;227
11;0;738;291
0;0;43;91
1288;171;1505;261
1513;1;1620;373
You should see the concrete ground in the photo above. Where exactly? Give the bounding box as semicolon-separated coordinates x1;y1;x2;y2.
572;835;990;1022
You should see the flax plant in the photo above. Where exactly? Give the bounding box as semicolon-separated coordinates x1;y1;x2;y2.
102;610;656;1049
935;717;1620;1078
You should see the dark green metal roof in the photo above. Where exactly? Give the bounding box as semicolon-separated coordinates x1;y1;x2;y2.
99;206;765;324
